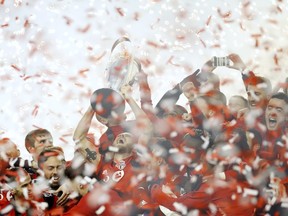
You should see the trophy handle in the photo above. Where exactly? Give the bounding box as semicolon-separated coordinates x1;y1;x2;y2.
111;36;131;53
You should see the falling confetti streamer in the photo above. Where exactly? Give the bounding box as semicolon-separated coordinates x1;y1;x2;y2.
31;105;39;116
115;7;125;16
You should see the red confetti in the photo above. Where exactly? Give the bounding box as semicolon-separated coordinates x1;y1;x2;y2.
199;38;206;48
77;24;91;33
255;39;259;47
59;137;68;144
116;7;124;16
276;6;282;13
167;56;181;67
23;75;33;81
251;34;261;38
89;51;107;63
41;79;52;84
11;64;21;71
32;105;39;116
1;23;8;28
251;34;262;47
133;12;139;21
79;68;89;77
146;40;167;49
217;24;223;31
223;19;234;23
75;83;84;87
197;28;205;34
221;78;234;86
22;74;40;81
63;16;73;25
43;70;58;76
206;15;212;26
217;8;231;18
24;19;30;28
178;10;188;19
267;19;278;24
274;54;279;65
176;35;185;40
61;133;73;137
243;0;250;8
239;22;246;31
210;44;221;48
0;74;12;80
140;58;152;67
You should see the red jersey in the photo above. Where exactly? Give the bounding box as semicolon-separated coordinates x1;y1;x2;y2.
151;175;256;216
63;184;135;216
96;154;141;198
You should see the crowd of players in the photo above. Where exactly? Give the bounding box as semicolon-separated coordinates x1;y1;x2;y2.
0;53;288;215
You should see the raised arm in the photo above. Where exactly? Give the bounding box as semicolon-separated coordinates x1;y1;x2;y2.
201;58;217;73
137;69;153;115
72;105;100;165
73;105;94;143
227;53;255;91
155;69;200;118
120;84;153;145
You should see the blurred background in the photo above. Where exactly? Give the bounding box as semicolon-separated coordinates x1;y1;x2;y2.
0;0;287;160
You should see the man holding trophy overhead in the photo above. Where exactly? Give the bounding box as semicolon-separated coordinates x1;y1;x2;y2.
72;37;142;167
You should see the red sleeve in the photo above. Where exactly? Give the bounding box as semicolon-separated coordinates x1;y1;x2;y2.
138;71;153;111
151;184;211;211
63;186;124;216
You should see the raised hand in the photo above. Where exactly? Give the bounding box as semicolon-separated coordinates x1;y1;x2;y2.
53;181;72;206
120;84;133;100
227;53;246;71
201;58;217;73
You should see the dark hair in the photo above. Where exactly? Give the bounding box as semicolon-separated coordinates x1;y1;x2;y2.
270;92;288;105
25;129;52;152
37;147;65;168
173;105;188;115
90;88;125;118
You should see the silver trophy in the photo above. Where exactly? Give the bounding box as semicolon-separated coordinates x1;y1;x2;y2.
105;37;141;91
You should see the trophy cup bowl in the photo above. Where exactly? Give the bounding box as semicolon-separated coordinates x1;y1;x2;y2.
90;88;125;119
106;37;141;91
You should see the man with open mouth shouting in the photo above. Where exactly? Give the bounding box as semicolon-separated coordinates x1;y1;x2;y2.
257;92;288;163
